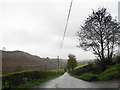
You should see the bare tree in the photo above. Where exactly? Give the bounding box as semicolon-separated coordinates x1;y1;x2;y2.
77;8;120;66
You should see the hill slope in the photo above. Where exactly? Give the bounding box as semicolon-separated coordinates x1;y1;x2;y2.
2;50;58;74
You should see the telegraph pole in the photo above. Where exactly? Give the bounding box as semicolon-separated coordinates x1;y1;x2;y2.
118;42;120;56
57;56;59;71
118;1;120;55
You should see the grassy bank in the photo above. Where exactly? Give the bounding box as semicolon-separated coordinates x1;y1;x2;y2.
70;73;99;81
70;64;120;81
99;64;120;81
1;70;64;89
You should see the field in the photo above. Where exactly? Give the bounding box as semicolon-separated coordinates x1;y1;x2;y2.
74;64;88;70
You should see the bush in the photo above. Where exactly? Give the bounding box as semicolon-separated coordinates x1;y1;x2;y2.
1;70;64;89
92;60;107;74
113;55;120;64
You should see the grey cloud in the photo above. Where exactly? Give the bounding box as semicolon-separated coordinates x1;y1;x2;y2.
0;0;119;60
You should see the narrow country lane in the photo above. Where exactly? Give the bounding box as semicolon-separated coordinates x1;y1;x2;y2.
33;72;119;88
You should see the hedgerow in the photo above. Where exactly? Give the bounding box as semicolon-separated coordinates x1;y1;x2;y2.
1;70;64;89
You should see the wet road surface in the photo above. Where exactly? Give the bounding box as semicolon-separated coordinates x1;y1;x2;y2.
34;72;119;88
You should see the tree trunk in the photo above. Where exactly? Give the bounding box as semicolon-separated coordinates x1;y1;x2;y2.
100;34;105;61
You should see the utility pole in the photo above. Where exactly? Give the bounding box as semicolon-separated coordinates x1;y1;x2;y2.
45;59;46;70
118;1;120;56
57;56;59;71
118;42;120;56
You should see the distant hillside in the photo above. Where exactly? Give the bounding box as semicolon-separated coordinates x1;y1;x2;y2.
2;50;67;74
44;58;67;69
2;50;58;74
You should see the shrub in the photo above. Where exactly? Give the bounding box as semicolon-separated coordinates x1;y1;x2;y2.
113;55;120;64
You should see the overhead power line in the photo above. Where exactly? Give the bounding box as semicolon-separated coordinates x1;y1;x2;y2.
57;0;73;71
60;0;73;50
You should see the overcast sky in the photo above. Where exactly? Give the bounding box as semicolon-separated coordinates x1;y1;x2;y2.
0;0;119;60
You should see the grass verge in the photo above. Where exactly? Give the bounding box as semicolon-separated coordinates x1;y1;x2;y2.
15;74;62;88
70;73;99;81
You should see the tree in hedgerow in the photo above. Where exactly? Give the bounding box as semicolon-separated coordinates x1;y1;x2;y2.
77;8;120;71
67;54;77;70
